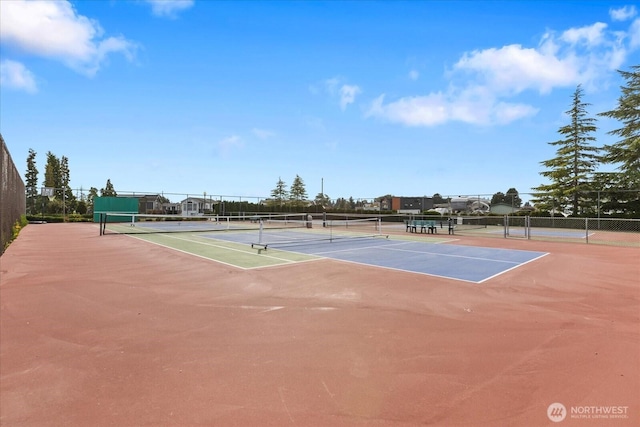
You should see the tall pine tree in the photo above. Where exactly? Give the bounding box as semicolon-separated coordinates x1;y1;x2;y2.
598;66;640;216
100;179;117;196
533;85;600;216
25;149;38;214
270;177;288;209
289;175;308;209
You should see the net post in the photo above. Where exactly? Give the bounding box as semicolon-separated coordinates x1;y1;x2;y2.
258;219;264;245
99;213;104;236
329;219;333;242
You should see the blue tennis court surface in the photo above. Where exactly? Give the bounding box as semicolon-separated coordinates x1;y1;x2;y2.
206;231;548;283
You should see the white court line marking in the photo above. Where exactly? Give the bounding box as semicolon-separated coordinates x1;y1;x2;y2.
378;246;526;264
477;252;550;283
326;257;481;283
122;234;249;269
309;242;550;283
134;232;307;265
308;240;411;256
278;387;295;423
196;304;339;312
312;241;529;265
119;232;320;269
119;229;548;283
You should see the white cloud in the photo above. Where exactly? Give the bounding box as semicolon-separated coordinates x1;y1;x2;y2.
218;135;243;157
339;84;361;110
312;77;361;110
454;43;578;95
366;91;538;127
324;77;340;95
367;93;449;126
630;18;640;48
0;0;137;76
0;60;37;93
408;69;419;81
367;14;638;127
145;0;194;18
610;5;637;21
252;128;275;139
561;22;608;46
492;102;539;125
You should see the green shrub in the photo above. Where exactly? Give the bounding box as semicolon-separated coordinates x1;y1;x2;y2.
4;215;28;251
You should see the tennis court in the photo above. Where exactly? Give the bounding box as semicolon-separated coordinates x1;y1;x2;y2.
2;223;638;426
99;213;548;283
207;230;548;283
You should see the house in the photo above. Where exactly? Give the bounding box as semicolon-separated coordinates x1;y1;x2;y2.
180;197;217;215
162;202;181;215
489;203;521;215
391;196;434;214
115;194;164;214
138;194;165;213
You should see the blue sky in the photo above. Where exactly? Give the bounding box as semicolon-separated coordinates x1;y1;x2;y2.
1;0;639;203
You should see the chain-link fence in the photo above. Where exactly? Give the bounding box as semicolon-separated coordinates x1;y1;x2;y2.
1;135;26;253
448;215;640;247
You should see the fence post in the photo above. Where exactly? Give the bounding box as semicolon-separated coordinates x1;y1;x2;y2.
585;217;589;244
503;215;508;238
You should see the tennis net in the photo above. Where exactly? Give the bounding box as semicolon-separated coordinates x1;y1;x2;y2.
98;212;308;236
454;216;489;231
251;217;387;250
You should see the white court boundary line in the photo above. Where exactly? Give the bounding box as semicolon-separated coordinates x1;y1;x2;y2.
118;232;323;270
306;240;550;283
477;253;549;283
105;225;549;282
311;240;533;265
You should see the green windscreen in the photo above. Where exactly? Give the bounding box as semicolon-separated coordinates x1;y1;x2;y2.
93;197;139;222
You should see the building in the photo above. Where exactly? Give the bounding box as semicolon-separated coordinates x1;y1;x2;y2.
114;194;164;214
162;202;181;215
180;197;217;215
391;197;434;214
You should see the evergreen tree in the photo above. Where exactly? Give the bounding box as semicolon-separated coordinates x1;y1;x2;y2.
491;192;506;205
505;188;522;208
334;197;348;210
492;189;521;207
101;179;117;197
598;66;640;216
44;151;61;193
432;193;446;205
270;177;288;208
43;152;63;214
348;196;355;210
314;192;331;208
25;149;38;214
42;152;76;214
59;155;76;213
533;85;600;216
88;187;99;213
599;66;640;184
289;175;307;208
